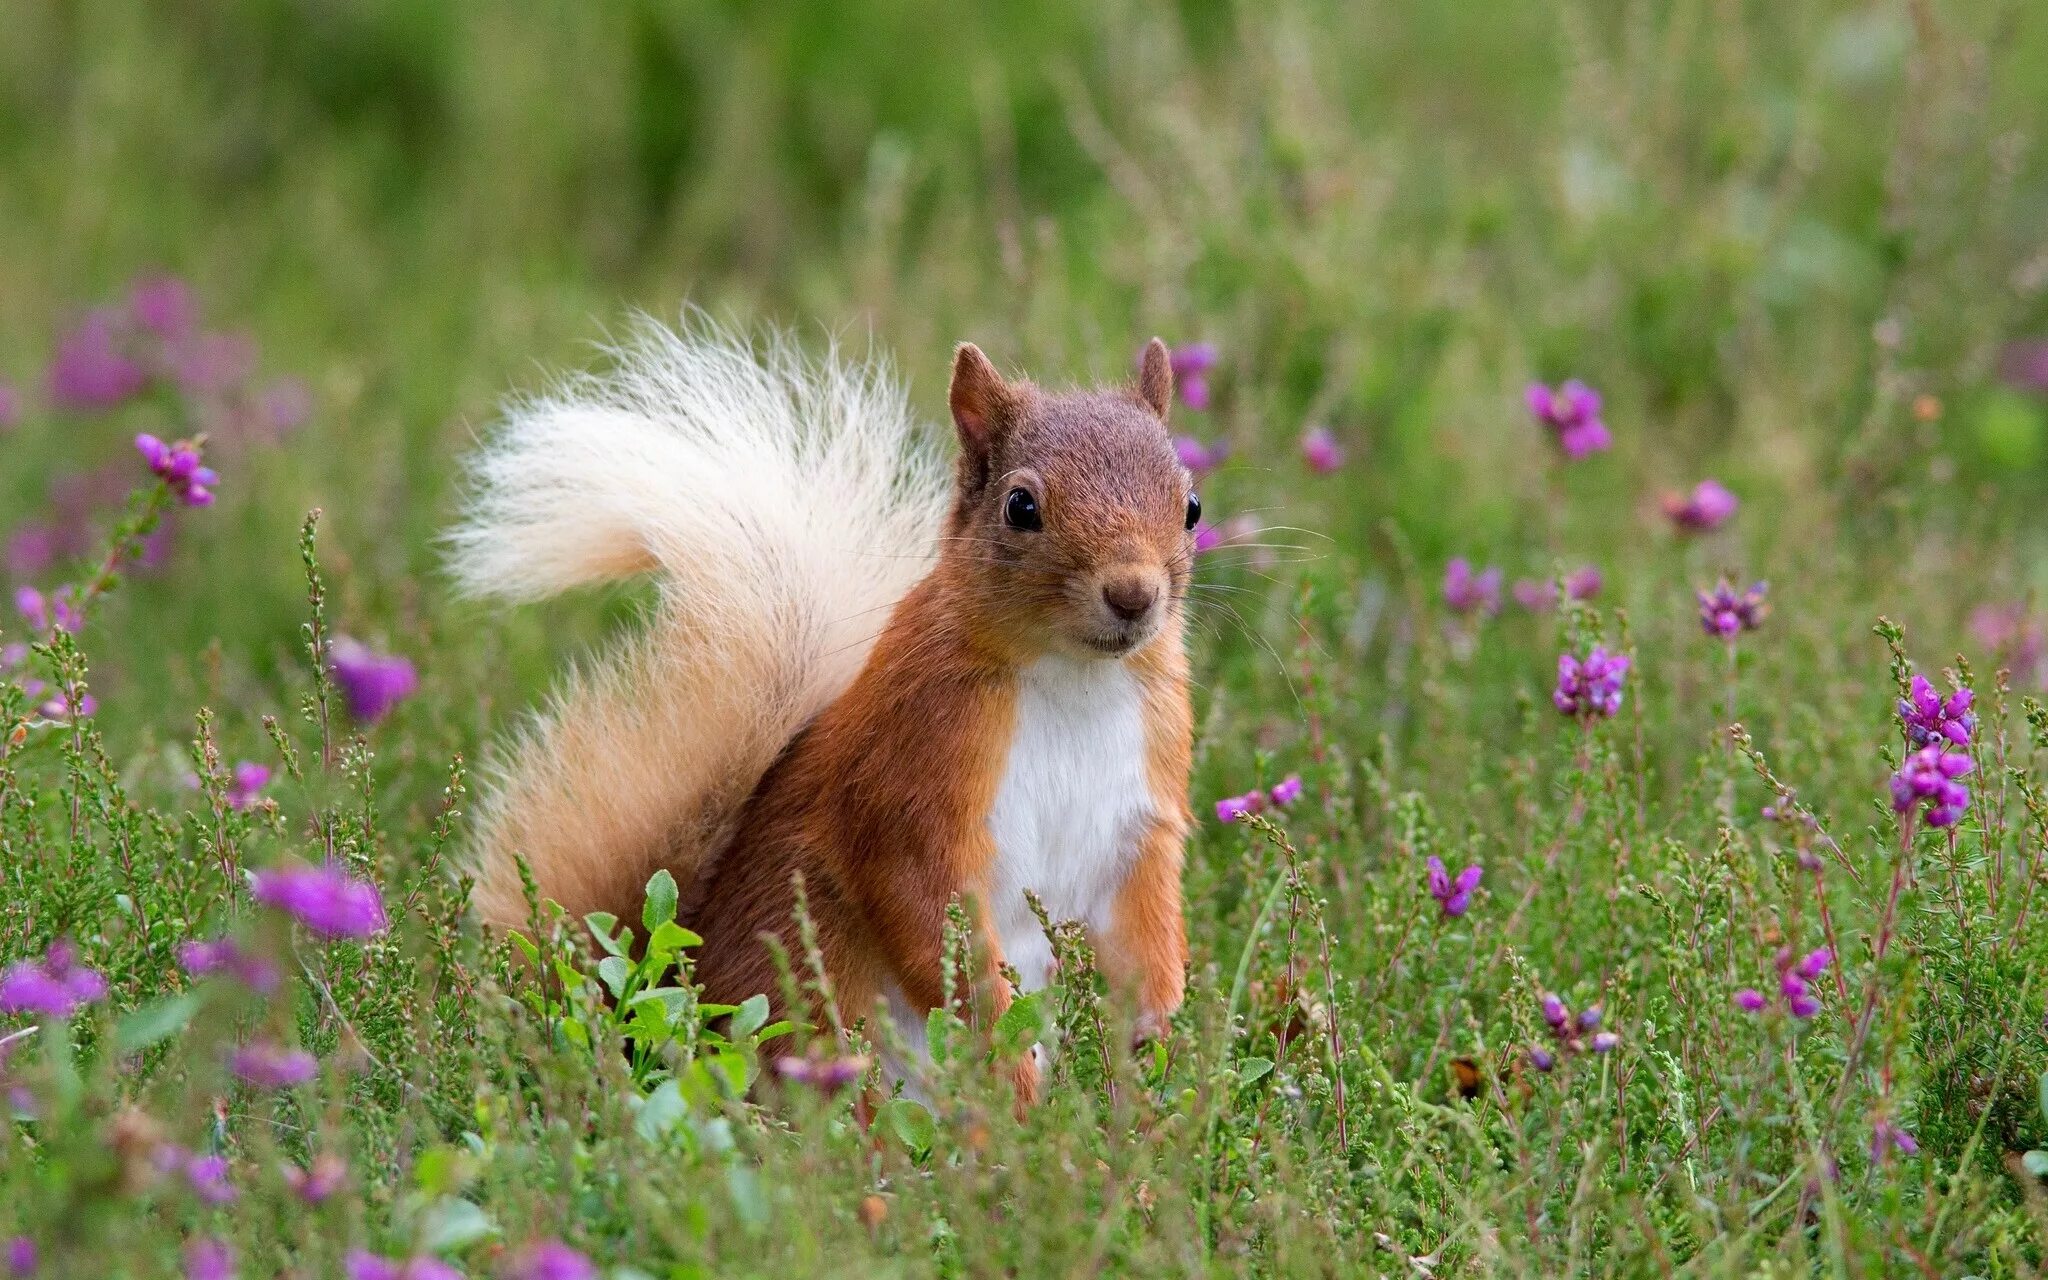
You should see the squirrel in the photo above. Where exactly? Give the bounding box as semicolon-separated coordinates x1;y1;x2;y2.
449;318;1196;1099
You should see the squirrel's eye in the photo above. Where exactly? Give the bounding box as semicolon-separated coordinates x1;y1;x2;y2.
1004;487;1042;532
1185;492;1202;530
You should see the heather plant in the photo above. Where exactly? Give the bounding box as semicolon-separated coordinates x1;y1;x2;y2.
6;0;2048;1275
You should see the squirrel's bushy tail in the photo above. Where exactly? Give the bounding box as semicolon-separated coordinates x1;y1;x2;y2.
449;315;950;930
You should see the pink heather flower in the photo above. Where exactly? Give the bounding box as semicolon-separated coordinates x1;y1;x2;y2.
47;309;146;411
1742;946;1832;1020
346;1252;463;1280
170;1151;237;1204
1425;856;1482;917
1890;744;1972;828
1215;790;1264;823
230;1041;318;1090
0;382;18;432
35;689;96;722
257;376;313;437
772;1052;870;1092
1173;435;1226;474
1697;579;1768;639
329;637;419;723
224;761;271;810
1898;674;1975;748
0;939;107;1019
176;937;281;994
251;862;389;939
1534;992;1617;1062
1267;774;1304;808
1552;645;1630;719
1165;342;1218;411
1970;603;2048;687
1442;558;1503;617
184;1239;235;1280
504;1240;598;1280
1661;479;1738;532
168;331;257;397
1999;340;2048;393
14;585;83;634
1526;379;1611;459
134;433;219;507
129;276;196;339
1192;520;1222;553
1589;1031;1619;1053
1300;426;1345;474
1870;1117;1919;1162
1528;1046;1556;1072
1733;988;1767;1012
1512;566;1602;612
5;1237;34;1277
6;523;58;578
282;1152;348;1204
130;525;175;572
1540;995;1568;1030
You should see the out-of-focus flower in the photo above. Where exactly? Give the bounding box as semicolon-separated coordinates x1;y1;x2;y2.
1173;435;1226;474
1300;426;1345;473
1661;479;1738;532
1870;1117;1919;1162
14;585;83;634
1898;674;1974;748
1970;603;2048;687
1733;988;1767;1012
1533;992;1617;1063
1528;1046;1556;1072
251;862;389;939
1192;520;1222;553
47;309;146;412
282;1152;348;1204
34;689;96;722
134;433;219;507
1589;1031;1619;1053
1442;558;1503;617
503;1240;598;1280
773;1053;870;1092
168;331;257;397
1511;566;1602;612
5;1237;35;1277
1739;947;1832;1019
184;1239;235;1280
329;638;419;723
1165;342;1218;411
257;376;313;437
0;939;107;1019
1697;579;1768;639
1526;380;1611;459
1267;774;1304;808
230;1041;318;1090
155;1149;237;1204
130;525;175;572
1890;743;1972;828
1215;790;1264;824
5;523;58;579
1425;856;1483;917
346;1252;462;1280
129;276;196;340
225;761;271;810
0;382;19;433
1553;645;1630;719
1999;340;2048;394
176;937;282;994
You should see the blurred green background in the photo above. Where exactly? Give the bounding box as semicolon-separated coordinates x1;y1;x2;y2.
4;0;2048;787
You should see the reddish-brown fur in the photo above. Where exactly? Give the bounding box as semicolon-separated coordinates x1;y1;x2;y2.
640;341;1195;1100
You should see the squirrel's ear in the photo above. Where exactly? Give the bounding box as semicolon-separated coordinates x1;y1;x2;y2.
1137;337;1173;420
949;342;1009;465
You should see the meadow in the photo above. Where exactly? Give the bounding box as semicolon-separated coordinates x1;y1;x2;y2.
6;0;2048;1274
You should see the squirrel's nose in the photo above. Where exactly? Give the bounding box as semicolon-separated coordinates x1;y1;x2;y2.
1101;576;1160;622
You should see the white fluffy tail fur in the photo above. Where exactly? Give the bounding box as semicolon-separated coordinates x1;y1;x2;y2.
449;315;950;929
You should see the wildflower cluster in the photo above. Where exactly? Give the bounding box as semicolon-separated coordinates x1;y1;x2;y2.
250;862;390;938
134;433;219;507
1897;673;1975;747
1552;645;1629;719
1510;566;1601;612
1424;856;1482;918
1526;379;1611;459
1886;673;1976;828
1167;342;1217;411
1528;994;1618;1071
0;940;107;1019
1215;772;1304;823
1733;946;1831;1019
329;637;420;724
1299;426;1345;473
1697;579;1767;639
1662;479;1739;532
1442;558;1503;617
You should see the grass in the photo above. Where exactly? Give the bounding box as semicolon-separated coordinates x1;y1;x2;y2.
6;0;2048;1273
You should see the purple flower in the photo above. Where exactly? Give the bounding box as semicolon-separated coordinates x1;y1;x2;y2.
1589;1031;1620;1053
1971;603;2047;687
175;1151;237;1204
773;1052;870;1092
1662;479;1738;532
6;1237;35;1277
134;433;219;507
35;689;96;722
1697;579;1768;639
251;862;389;939
1552;645;1630;719
1890;743;1973;828
346;1252;463;1280
1192;520;1222;553
47;309;146;411
1166;343;1218;411
282;1152;347;1203
1300;426;1345;474
1999;340;2048;394
1540;995;1569;1030
1267;774;1304;808
1898;674;1975;748
1442;558;1503;617
1742;945;1831;1020
1173;435;1226;474
1511;566;1601;612
176;937;281;994
1528;1046;1555;1072
168;331;257;397
0;939;107;1019
1215;790;1264;823
184;1239;235;1280
257;377;313;437
0;382;19;433
329;637;419;723
1870;1117;1919;1161
1526;380;1611;459
1733;988;1767;1012
224;761;271;811
1425;855;1482;917
14;585;83;634
504;1240;598;1280
6;523;58;579
230;1041;318;1089
129;276;196;339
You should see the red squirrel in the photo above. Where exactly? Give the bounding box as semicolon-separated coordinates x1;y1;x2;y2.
451;319;1195;1098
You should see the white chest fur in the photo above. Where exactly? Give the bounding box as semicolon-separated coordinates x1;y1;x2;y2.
985;654;1155;993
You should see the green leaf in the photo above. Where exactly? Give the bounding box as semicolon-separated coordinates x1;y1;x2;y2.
926;1006;966;1065
648;920;703;955
419;1197;497;1252
731;993;770;1040
643;869;679;931
992;991;1044;1057
1236;1057;1274;1087
877;1098;935;1157
2024;1149;2048;1179
635;1080;687;1142
584;911;626;957
114;993;200;1055
598;955;632;998
2037;1071;2048;1125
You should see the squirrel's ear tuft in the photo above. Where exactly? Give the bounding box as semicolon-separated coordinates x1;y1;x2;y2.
1137;337;1173;420
950;342;1009;466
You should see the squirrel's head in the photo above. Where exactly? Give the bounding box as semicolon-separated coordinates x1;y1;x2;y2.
944;338;1196;661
